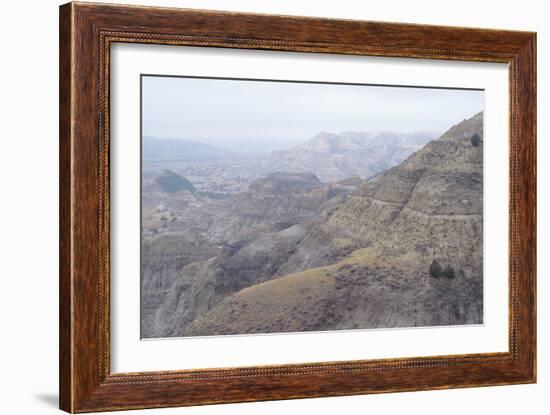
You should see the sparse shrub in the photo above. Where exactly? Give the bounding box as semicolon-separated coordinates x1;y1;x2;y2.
429;260;442;278
471;133;481;147
442;265;456;279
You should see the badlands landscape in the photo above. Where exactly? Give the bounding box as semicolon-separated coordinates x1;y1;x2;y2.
141;113;483;338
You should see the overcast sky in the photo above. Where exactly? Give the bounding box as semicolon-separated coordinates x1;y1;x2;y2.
142;75;483;150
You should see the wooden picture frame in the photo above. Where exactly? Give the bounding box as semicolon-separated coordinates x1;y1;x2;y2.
59;2;536;412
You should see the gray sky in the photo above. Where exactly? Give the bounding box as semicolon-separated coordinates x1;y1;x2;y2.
142;75;483;150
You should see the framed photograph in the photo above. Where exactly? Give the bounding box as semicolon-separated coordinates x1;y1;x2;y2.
59;2;536;412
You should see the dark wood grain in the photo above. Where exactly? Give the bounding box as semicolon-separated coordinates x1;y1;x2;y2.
59;3;73;411
59;2;536;412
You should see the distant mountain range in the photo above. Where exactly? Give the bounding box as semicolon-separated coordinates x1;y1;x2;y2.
144;130;438;183
143;136;240;165
259;131;438;182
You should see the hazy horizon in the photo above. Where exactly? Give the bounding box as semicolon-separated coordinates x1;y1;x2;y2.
142;75;484;152
143;130;443;154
